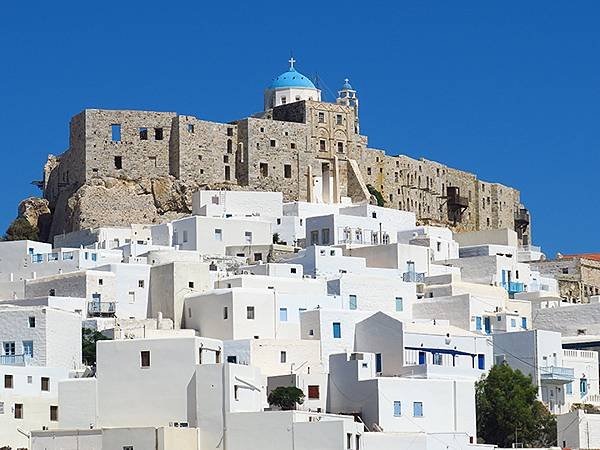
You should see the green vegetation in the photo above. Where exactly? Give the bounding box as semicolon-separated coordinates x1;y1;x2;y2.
267;386;305;410
82;328;109;365
366;184;385;207
3;217;39;241
476;364;556;447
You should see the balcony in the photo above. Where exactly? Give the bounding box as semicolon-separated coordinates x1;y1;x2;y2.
515;208;530;225
403;271;425;283
501;281;525;295
88;301;116;318
0;354;26;366
540;366;575;384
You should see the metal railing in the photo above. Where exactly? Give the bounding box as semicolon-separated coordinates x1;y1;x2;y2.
403;272;425;283
87;301;116;317
500;281;525;294
540;366;575;381
0;354;26;366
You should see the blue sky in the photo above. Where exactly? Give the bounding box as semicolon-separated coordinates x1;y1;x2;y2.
1;1;598;256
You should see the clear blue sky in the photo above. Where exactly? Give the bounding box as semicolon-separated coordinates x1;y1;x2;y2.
1;1;598;256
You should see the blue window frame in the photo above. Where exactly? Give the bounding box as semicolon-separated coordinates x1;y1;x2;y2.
333;322;341;339
511;318;517;327
279;308;288;322
23;341;33;358
475;317;482;331
375;353;382;373
395;297;403;312
349;295;357;310
393;401;401;417
521;317;527;329
91;253;97;262
566;382;573;395
413;401;423;417
477;354;485;370
580;378;588;395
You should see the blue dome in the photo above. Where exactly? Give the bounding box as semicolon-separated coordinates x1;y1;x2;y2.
269;67;316;90
342;78;353;90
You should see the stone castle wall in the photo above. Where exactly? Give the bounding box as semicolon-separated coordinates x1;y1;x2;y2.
37;100;530;242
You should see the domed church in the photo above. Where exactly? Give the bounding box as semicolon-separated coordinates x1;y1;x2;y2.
264;58;322;110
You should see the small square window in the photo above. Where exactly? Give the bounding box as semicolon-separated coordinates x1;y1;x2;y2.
214;229;222;241
41;377;50;391
280;351;287;363
308;385;320;399
114;156;123;170
187;123;194;133
413;401;423;417
188;281;195;289
99;278;103;285
139;127;148;140
247;306;255;319
284;164;292;178
227;127;234;136
50;405;58;421
14;403;23;419
28;316;35;328
111;124;121;142
138;280;144;288
4;375;13;389
155;128;164;140
141;351;150;367
319;140;326;151
318;112;325;123
270;139;276;147
290;142;296;149
260;163;269;177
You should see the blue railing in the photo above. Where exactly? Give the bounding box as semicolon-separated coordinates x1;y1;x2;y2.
0;354;26;366
540;366;575;382
501;281;525;294
403;272;425;283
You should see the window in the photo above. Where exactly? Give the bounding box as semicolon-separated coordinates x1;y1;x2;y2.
138;280;145;288
319;140;326;151
290;142;296;149
214;229;222;241
337;142;344;153
375;353;382;373
223;307;228;320
318;112;325;123
111;124;121;142
187;123;194;133
322;228;330;245
28;316;35;328
566;382;573;394
395;297;403;312
478;354;486;370
284;164;292;178
188;281;194;289
5;374;13;389
310;230;319;245
280;351;287;363
182;230;188;243
245;231;253;244
562;268;569;274
510;318;517;327
279;308;288;322
14;403;23;419
332;322;341;339
155;127;164;140
123;447;134;450
281;96;287;104
247;306;255;320
349;294;357;310
270;139;276;147
521;317;527;329
433;353;443;365
114;156;123;169
99;278;103;285
260;162;269;177
139;127;148;140
227;355;237;363
41;377;50;391
227;127;234;136
141;351;150;368
394;401;402;417
225;165;231;180
308;385;320;399
50;405;58;421
4;342;15;355
336;114;343;125
475;316;482;331
23;341;33;358
0;401;3;414
413;401;423;417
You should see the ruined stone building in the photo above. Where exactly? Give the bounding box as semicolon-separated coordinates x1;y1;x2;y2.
33;58;531;244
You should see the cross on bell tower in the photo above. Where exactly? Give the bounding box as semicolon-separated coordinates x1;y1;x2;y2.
288;57;296;70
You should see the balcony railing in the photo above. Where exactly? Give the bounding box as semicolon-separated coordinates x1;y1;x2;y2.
88;301;116;317
501;281;525;294
540;366;575;383
403;272;425;283
0;354;26;366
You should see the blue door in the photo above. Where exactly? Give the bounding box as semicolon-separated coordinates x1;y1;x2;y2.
484;317;491;334
477;354;485;370
418;351;426;365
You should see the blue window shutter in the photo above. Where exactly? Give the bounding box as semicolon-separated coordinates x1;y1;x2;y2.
413;402;423;417
478;354;485;370
349;295;357;310
333;322;341;339
393;401;401;417
395;297;403;312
